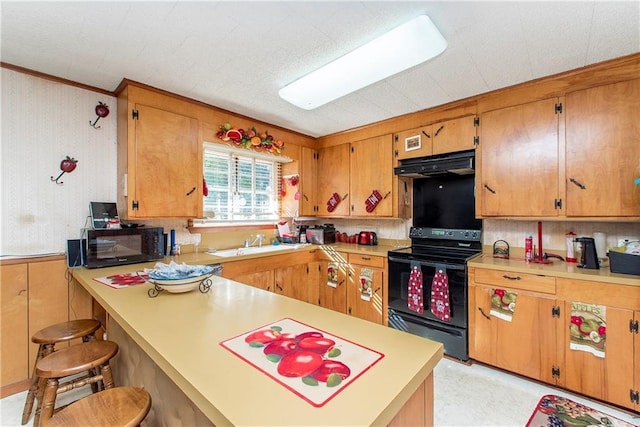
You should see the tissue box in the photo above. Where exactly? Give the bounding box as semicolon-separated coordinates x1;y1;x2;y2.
608;251;640;275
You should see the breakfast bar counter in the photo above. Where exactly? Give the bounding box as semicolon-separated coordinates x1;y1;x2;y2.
71;264;442;426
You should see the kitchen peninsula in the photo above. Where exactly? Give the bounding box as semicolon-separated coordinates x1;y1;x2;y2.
71;258;442;426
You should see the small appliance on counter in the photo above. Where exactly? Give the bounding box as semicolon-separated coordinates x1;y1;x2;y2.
84;226;165;268
576;237;599;269
357;231;378;246
305;224;336;244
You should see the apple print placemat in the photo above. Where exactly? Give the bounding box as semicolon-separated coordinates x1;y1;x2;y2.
220;318;384;407
93;272;148;289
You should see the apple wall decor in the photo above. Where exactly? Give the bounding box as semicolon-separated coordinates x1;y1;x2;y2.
90;101;110;129
51;156;78;184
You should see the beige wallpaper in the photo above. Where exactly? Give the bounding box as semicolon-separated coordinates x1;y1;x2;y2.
1;69;118;256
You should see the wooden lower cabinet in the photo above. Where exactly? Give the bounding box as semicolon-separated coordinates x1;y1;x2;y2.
470;268;640;412
222;250;319;296
27;260;69;372
557;278;640;411
471;284;557;384
317;250;349;313
1;258;94;396
232;270;274;291
222;250;387;325
0;264;28;391
275;262;321;304
347;254;385;324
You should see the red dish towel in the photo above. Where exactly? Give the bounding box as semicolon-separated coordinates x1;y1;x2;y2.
407;263;424;314
431;268;450;322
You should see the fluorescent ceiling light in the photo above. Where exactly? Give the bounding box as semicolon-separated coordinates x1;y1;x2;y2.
279;15;447;110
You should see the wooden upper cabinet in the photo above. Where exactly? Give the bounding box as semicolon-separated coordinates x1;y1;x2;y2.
299;147;318;216
129;104;200;218
432;115;477;155
479;98;561;217
316;143;350;217
350;135;393;217
394;116;477;161
394;126;432;160
565;79;640;217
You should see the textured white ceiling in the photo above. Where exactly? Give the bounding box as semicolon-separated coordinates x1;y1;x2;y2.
2;1;639;137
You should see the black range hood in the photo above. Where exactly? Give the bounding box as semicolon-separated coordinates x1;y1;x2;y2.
394;150;475;177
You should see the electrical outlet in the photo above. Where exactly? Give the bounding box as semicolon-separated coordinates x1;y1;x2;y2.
617;238;631;247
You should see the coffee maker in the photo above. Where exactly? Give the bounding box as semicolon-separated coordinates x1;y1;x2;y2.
576;237;599;269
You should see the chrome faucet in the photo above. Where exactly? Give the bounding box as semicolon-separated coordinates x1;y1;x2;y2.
244;234;265;248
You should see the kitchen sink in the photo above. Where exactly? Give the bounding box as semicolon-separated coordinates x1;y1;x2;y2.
210;244;312;258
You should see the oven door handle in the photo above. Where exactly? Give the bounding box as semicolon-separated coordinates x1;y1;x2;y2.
388;255;465;271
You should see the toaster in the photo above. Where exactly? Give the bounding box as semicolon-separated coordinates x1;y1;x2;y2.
358;231;378;246
305;224;336;245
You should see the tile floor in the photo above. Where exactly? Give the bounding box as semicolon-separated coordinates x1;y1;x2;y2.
1;357;638;426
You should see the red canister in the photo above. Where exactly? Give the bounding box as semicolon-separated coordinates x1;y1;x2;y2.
525;234;533;262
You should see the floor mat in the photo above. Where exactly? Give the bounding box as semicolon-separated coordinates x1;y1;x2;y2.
526;394;638;427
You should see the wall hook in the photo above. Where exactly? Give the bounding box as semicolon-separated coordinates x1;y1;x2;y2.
51;156;77;185
90;101;110;129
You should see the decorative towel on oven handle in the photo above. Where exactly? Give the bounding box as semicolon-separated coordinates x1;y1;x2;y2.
430;265;450;321
407;261;423;314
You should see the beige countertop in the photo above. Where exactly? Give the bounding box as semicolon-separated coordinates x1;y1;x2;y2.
166;242;401;264
468;253;640;287
72;262;442;426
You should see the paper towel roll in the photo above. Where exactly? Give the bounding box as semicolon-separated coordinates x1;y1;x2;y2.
593;232;607;259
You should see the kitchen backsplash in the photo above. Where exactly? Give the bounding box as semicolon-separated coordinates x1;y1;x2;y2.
184;218;639;255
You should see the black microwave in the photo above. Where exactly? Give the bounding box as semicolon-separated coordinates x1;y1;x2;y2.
84;227;165;269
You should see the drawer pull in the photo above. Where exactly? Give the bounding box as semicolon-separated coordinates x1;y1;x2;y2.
478;307;491;320
361;256;371;261
502;274;521;280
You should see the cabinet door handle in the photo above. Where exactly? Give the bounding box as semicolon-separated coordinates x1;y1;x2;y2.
502;274;521;280
275;283;283;291
186;186;196;196
421;130;431;139
478;307;491;320
338;279;344;287
434;125;444;136
484;184;496;194
303;194;309;201
569;178;586;190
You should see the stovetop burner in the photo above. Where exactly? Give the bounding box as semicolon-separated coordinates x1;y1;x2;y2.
390;227;482;263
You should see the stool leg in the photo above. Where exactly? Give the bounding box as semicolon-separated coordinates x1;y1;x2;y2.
37;378;58;427
82;334;101;393
22;344;54;425
100;363;115;389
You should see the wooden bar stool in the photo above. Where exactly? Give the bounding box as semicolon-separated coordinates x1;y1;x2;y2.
22;319;101;425
42;387;151;427
34;340;119;427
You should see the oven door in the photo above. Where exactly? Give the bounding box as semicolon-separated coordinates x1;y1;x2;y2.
387;254;468;329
